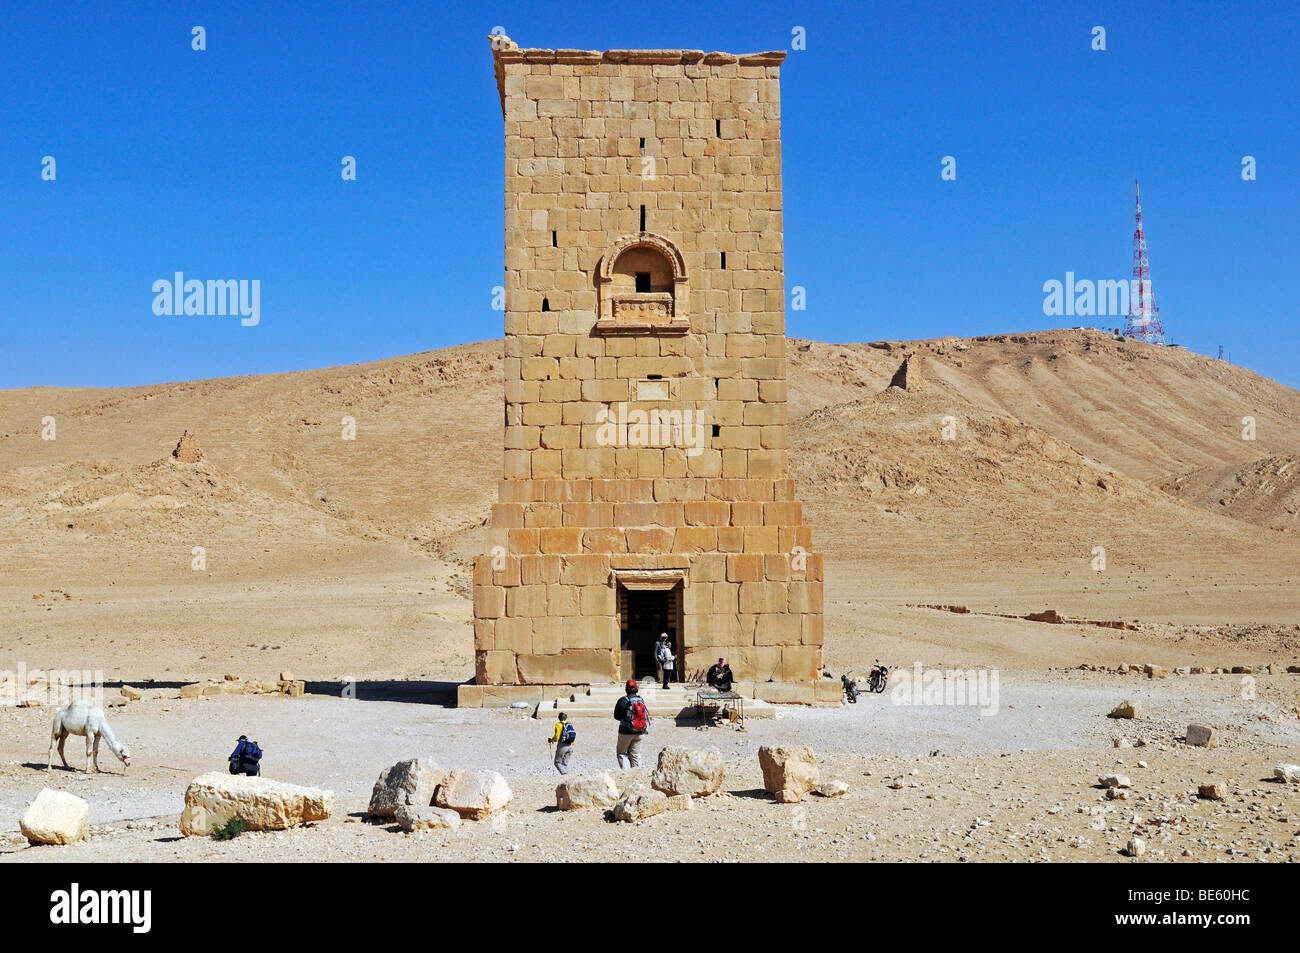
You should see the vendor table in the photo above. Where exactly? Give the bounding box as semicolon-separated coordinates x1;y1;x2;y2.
694;688;743;726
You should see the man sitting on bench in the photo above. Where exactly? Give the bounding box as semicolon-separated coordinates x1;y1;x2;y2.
706;657;734;693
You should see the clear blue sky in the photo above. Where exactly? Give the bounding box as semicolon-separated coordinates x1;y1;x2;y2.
2;0;1296;389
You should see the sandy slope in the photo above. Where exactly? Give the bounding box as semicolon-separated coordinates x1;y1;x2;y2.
0;329;1297;684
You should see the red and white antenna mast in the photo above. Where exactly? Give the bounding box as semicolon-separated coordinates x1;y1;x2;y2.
1123;179;1165;343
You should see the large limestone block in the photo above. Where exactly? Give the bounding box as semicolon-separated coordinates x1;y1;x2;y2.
180;773;333;836
20;788;90;845
556;772;620;810
612;783;692;822
758;745;819;803
435;769;512;819
394;805;462;831
517;649;617;685
368;759;446;818
651;746;724;798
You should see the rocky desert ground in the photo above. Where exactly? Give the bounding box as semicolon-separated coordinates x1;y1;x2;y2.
1;328;1298;861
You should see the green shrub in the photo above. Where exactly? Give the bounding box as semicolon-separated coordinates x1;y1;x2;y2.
212;815;251;841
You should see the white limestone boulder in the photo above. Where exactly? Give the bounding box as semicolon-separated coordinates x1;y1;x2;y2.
435;769;512;820
556;772;619;810
394;805;462;832
179;772;333;836
612;783;692;822
651;747;724;798
758;745;820;803
20;788;90;845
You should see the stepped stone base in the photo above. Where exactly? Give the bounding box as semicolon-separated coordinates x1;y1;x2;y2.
457;679;843;712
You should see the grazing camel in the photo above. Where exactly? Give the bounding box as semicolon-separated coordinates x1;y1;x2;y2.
48;699;132;773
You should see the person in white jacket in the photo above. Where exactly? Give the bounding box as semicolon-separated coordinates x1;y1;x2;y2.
655;633;675;689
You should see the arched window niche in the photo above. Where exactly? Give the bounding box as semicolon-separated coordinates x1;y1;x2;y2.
595;232;689;335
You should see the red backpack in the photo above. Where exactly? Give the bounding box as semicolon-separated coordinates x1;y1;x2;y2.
623;695;648;733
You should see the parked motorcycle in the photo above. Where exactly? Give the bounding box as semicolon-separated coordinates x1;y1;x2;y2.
841;674;860;703
866;664;889;694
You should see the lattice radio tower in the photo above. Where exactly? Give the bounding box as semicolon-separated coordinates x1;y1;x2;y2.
1123;179;1165;343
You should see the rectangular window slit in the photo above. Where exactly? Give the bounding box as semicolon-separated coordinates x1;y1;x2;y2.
715;119;721;137
720;251;726;270
551;230;557;247
639;205;646;231
712;425;721;438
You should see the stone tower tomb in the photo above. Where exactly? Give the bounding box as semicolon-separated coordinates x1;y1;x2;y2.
467;35;824;704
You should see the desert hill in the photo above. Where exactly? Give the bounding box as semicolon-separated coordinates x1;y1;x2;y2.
1159;454;1300;533
0;328;1296;680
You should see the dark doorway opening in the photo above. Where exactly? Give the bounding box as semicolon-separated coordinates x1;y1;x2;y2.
618;585;680;683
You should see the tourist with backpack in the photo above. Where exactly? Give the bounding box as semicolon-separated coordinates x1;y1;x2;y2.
228;735;262;776
549;712;576;774
656;633;675;689
613;679;649;768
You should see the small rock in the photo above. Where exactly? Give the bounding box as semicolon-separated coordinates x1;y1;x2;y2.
815;779;850;798
1100;774;1132;789
1108;700;1141;719
1198;783;1227;800
1274;764;1300;784
1124;836;1146;857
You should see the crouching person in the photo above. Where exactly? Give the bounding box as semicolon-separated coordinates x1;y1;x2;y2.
228;735;262;776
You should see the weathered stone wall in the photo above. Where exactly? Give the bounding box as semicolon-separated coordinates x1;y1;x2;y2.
472;40;823;690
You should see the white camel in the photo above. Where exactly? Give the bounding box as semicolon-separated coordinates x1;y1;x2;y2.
47;699;132;773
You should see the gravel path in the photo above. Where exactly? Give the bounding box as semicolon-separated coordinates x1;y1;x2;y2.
2;671;1297;836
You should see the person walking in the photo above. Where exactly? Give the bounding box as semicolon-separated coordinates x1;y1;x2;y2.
548;711;576;774
656;633;675;689
613;679;648;768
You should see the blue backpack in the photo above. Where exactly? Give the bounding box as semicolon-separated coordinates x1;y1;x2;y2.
560;722;576;744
